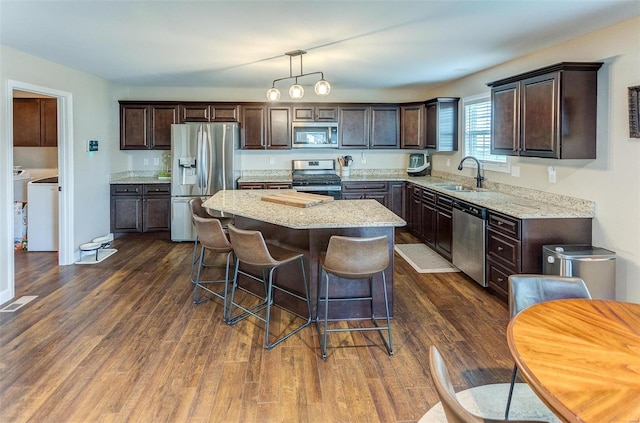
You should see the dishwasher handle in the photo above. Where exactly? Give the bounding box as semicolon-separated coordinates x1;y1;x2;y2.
452;200;487;220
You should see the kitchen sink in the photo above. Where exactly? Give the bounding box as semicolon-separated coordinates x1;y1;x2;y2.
439;184;477;192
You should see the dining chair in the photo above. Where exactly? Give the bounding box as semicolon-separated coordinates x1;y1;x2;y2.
317;235;392;360
191;215;234;319
429;345;546;423
505;274;591;418
226;224;312;350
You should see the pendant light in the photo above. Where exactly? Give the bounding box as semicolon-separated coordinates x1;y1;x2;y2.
266;50;331;101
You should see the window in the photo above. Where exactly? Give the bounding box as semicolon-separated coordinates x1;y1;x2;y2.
462;94;508;172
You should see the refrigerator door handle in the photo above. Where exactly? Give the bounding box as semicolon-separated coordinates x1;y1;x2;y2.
197;124;209;192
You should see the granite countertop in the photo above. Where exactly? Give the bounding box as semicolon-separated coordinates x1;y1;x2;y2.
202;189;406;230
110;171;170;184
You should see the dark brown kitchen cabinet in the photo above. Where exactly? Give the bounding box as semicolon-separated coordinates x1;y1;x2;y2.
425;97;459;151
341;181;389;206
338;105;399;149
292;105;338;121
487;62;602;159
339;106;369;148
180;103;240;122
388;181;405;219
400;103;425;149
485;210;592;301
13;98;58;147
267;106;291;149
240;105;267;149
110;184;170;233
237;182;292;189
420;188;437;247
435;194;453;261
119;102;179;150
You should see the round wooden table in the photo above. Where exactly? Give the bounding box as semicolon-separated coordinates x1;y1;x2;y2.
507;299;640;423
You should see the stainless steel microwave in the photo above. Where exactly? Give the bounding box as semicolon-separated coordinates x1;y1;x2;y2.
292;122;338;148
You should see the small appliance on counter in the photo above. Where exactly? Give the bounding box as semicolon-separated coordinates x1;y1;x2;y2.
407;153;431;176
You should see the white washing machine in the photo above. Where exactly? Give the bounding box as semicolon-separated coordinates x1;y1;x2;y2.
27;176;59;251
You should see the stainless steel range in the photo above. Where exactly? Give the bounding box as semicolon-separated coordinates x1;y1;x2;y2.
291;159;341;199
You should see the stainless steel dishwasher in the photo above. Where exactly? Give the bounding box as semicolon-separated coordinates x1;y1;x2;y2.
452;199;487;287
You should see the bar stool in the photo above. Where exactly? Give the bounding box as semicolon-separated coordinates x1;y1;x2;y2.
226;224;312;350
317;235;392;360
189;197;232;285
191;215;234;320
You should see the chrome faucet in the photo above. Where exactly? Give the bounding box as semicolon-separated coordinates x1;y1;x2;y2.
457;156;485;188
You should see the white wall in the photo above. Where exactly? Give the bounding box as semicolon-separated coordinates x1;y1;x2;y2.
1;45;114;303
429;17;640;302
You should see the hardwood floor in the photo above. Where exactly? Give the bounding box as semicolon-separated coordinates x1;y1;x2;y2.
2;229;512;423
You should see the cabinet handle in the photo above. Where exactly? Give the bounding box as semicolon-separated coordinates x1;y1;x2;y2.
497;221;503;225
497;246;504;251
497;277;504;282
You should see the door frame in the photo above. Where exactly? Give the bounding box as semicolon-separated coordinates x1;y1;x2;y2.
2;80;74;303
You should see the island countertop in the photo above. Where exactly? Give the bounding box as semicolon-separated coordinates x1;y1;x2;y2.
203;189;406;230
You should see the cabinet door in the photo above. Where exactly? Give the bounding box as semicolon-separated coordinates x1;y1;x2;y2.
520;73;560;158
425;99;458;151
421;200;437;246
267;106;291;149
316;106;338;121
143;196;171;231
370;106;399;148
400;104;425;149
13;99;41;147
339;106;369;148
389;182;405;219
111;197;142;232
491;82;519;155
241;105;266;149
409;188;422;235
435;207;453;260
41;99;58;147
210;104;239;122
365;192;389;207
150;105;179;150
181;104;210;122
121;104;149;149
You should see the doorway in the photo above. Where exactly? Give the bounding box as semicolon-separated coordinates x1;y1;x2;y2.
3;80;74;304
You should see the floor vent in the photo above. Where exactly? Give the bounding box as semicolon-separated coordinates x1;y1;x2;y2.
0;296;38;313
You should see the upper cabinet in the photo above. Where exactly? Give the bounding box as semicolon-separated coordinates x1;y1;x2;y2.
292;105;338;122
425;97;459;151
266;106;291;149
120;102;179;150
487;62;602;159
180;103;239;122
400;102;426;149
13;98;58;147
240;105;267;149
338;105;399;149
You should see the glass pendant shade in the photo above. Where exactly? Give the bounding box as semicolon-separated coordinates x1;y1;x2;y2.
266;87;281;101
314;79;331;96
289;84;304;99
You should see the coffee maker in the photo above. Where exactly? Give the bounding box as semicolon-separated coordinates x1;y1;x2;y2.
407;153;431;176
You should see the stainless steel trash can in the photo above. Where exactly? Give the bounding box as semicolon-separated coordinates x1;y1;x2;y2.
543;245;616;300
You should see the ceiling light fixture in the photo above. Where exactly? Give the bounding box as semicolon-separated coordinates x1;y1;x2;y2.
266;50;331;101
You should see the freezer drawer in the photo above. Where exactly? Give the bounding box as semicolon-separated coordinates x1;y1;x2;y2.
543;245;616;300
171;197;197;242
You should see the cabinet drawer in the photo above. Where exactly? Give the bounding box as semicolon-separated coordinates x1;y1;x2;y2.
238;182;266;189
421;189;436;203
487;260;512;300
487;211;520;239
342;181;388;192
143;184;170;196
111;184;142;196
436;194;453;209
265;183;292;189
412;186;422;198
487;229;521;269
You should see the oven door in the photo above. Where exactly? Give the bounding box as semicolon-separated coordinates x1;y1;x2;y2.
293;185;342;200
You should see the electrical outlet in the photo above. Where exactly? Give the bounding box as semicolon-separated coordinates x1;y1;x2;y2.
361;151;366;164
446;159;450;167
269;156;275;165
144;158;149;165
548;166;556;183
153;158;159;165
511;166;520;177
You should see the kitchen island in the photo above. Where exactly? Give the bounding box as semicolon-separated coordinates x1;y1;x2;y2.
203;189;406;320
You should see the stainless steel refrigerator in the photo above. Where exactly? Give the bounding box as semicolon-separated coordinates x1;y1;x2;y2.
170;122;240;241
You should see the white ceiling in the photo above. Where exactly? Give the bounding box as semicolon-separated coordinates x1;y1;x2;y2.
1;1;638;93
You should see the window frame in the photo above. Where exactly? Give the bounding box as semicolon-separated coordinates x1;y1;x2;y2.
461;93;510;173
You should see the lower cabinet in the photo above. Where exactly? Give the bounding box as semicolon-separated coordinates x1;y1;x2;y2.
341;181;389;206
237;182;292;189
110;184;171;233
435;193;453;261
485;210;592;300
